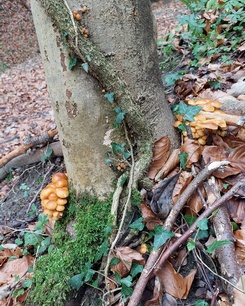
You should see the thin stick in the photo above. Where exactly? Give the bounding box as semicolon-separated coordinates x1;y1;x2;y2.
103;122;135;302
63;0;78;47
128;162;239;306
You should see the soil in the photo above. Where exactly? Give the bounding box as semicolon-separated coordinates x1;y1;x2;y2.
0;0;186;227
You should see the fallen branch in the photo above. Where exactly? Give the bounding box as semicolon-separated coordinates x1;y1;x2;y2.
0;128;58;169
207;177;242;299
128;161;233;306
0;141;62;181
200;111;245;126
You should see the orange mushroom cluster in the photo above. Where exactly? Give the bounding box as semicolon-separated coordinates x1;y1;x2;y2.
40;173;69;221
174;98;227;145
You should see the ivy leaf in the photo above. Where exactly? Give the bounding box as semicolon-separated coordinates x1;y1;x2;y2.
153;225;174;250
120;275;132;287
41;148;53;163
22;278;33;288
187;240;196;251
113;106;121;114
130;262;144;278
194;299;209;306
15;238;23;246
111;142;130;159
94;241;108;262
129;217;144;231
110;257;121;266
82;62;89;73
184;215;197;226
178;152;188;169
104;92;115;104
12;289;25;298
177;122;187;131
86;55;91;62
68;273;84;289
196;230;209;240
114;111;126;127
196;218;208;231
174;101;202;122
206;240;232;254
68;56;77;70
121;284;133;298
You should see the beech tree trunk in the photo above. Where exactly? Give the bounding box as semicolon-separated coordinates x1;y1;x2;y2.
31;0;179;197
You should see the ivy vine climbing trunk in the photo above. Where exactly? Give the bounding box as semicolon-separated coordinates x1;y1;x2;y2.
31;0;179;197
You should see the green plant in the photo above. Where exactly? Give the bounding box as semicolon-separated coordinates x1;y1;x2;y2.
19;183;30;198
28;193;113;306
160;0;245;71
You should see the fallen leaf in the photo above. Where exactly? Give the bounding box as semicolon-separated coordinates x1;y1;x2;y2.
141;202;163;231
180;139;202;168
212;144;245;179
233;275;245;306
111;247;145;278
185;186;206;215
144;276;162;306
156;261;196;299
155;149;180;181
150;173;180;219
172;171;193;204
147;136;171;180
0;255;34;286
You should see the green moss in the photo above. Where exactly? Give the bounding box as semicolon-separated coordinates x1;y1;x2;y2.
28;193;112;306
131;188;143;206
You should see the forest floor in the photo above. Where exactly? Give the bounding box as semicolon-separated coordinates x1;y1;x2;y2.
0;1;245;306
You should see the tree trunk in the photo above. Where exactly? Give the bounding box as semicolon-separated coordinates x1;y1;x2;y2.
30;0;179;304
31;0;179;197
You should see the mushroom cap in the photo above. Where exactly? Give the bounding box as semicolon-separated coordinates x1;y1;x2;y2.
56;187;69;199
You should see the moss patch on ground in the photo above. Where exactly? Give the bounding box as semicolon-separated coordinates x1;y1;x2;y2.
28;193;112;306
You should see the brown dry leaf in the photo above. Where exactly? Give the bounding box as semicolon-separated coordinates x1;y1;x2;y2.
212;134;230;150
144;276;162;306
110;247;145;278
0;255;34;286
202;145;228;165
141;202;163;231
155;149;180;181
225;199;245;224
223;134;245;149
0;247;23;267
185;186;206;215
147;136;171;180
180;139;202;168
233;275;245;306
172;171;193;204
212;144;245;179
234;224;245;267
156;261;196;299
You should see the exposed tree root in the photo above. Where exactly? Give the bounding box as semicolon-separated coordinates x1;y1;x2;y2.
0;141;62;181
0;128;58;169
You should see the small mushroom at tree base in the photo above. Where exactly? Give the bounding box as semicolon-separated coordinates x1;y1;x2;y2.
40;172;69;220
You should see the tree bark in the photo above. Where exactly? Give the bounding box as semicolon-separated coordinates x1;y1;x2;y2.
31;0;179;197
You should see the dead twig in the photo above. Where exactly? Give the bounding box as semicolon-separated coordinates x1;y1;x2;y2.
0;141;62;181
128;161;239;306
